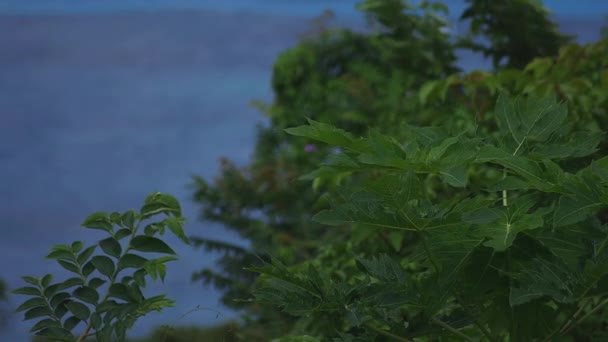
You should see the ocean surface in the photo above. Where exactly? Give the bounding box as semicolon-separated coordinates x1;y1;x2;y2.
0;1;606;341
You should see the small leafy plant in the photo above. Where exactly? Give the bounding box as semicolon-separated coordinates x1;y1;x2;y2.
12;192;189;342
248;93;608;341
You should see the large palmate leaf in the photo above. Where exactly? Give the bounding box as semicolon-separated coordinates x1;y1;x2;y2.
313;171;428;231
495;92;567;154
554;171;607;227
462;194;545;251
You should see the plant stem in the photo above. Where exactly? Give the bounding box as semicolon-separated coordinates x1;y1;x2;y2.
364;322;414;342
561;297;608;335
430;317;474;341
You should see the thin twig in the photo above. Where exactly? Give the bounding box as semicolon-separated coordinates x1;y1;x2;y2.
364;322;414;342
430;317;474;342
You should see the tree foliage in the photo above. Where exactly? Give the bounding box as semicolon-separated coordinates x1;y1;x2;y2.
190;0;607;340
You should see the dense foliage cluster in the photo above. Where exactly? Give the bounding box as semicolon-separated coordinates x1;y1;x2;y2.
11;193;188;341
190;0;608;341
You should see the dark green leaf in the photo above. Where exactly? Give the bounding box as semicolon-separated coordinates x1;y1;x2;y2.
46;250;74;261
109;283;133;302
65;301;90;320
16;297;47;312
44;284;61;298
30;318;60;332
50;292;71;309
118;254;148;269
12;286;40;296
99;237;122;259
115;228;132;240
134;269;147;288
76;245;97;265
71;241;83;253
22;276;40;286
91;256;115;278
57;260;80;274
35;327;74;341
24;306;53;320
88;278;106;289
72;286;99;305
41;274;53;288
82;261;95;277
63;315;81;331
57;277;84;291
130;236;176;254
121;210;136;228
90;313;102;329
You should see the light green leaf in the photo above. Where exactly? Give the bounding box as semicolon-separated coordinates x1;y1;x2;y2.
164;217;189;244
81;212;113;232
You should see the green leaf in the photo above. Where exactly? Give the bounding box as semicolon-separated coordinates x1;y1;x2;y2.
91;256;115;278
76;245;97;265
121;210;137;228
71;241;83;253
30;318;61;332
109;283;133;302
46;250;74;261
285;119;369;153
553;172;605;227
16;297;47;312
164;217;189;244
12;286;40;296
90;313;102;329
356;254;407;282
72;286;99;305
82;261;95;277
57;260;80;274
63;315;81;331
118;254;148;270
65;301;90;320
24;306;53;320
115;228;132;240
130;236;176;254
49;292;71;309
88;278;106;289
313;172;426;231
495;92;567;151
57;277;84;291
464;195;544;251
54;303;68;319
134;269;147;288
99;237;122;259
110;211;122;225
35;327;74;341
41;274;53;288
22;276;40;286
43;283;60;298
140;192;182;219
81;212;113;232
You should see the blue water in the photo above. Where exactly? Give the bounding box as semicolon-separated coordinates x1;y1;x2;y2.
0;1;606;341
1;0;607;17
